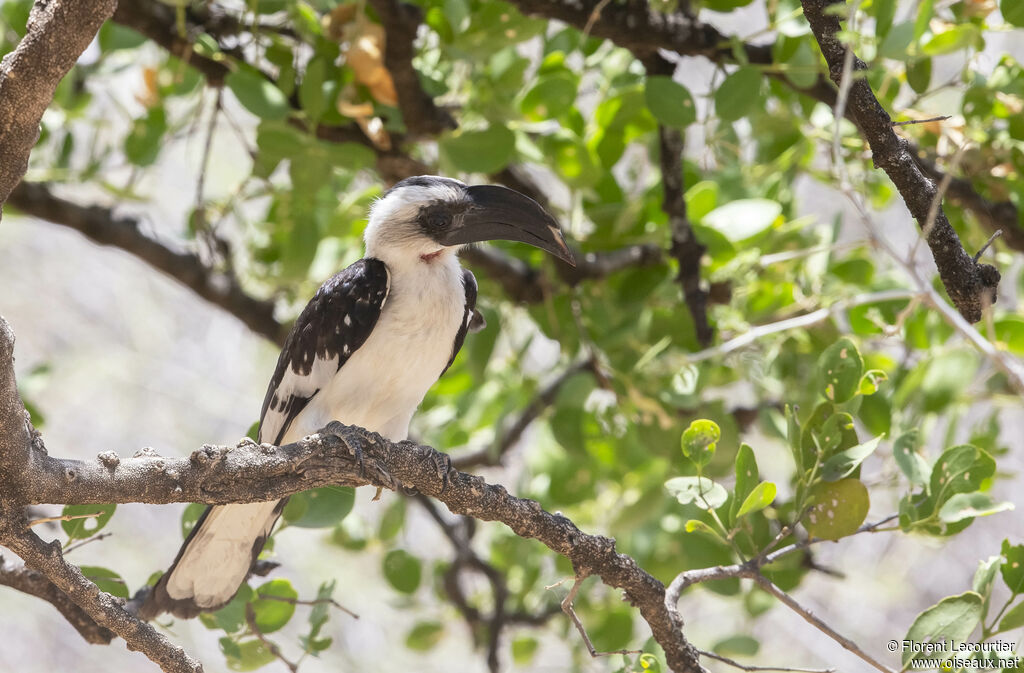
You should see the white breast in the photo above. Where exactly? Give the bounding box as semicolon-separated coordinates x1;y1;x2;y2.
283;256;465;444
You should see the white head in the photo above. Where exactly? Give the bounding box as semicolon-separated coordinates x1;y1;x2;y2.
364;175;574;268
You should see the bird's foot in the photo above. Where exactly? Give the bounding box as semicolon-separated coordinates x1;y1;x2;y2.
426;447;454;494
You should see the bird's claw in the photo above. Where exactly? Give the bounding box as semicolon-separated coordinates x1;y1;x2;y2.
428;448;454;494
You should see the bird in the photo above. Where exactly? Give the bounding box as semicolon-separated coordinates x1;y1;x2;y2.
139;175;574;619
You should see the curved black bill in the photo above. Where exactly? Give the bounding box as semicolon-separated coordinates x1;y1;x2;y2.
441;185;575;266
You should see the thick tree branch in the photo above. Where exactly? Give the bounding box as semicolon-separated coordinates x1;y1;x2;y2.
0;316;700;672
0;0;117;208
6;181;286;345
0;554;114;644
801;0;998;323
0;518;202;673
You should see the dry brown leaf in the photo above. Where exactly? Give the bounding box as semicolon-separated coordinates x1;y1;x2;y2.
136;67;159;107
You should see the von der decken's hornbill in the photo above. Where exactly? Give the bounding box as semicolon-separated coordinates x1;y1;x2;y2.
140;176;574;618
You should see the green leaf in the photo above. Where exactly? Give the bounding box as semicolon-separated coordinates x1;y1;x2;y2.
783;39;820;89
226;68;291;121
378;498;406;541
821;435;883;481
124;108;168;167
712;634;759;656
225;639;277;671
973;555;1002;599
937;493;1013;523
299;57;327;123
731;443;759;523
685;181;719;221
804;479;869;541
181;502;206;539
817;338;864;403
714;66;761;122
736;482;777;518
80;566;129;599
914;0;934;40
665;476;728;509
999;601;1024;632
251;579;298;633
684;519;721;537
858;369;887;395
405;621;444;651
1001;540;1024;594
439;126;516;174
645;76;696;128
681;419;720;468
511;636;539;665
1004;0;1024;26
61;504;116;540
922;24;981;55
703;199;781;242
282;487;355;528
383;549;422;594
995;316;1024;354
521;73;578;121
906;58;932;94
902;592;983;665
929;445;996;506
893;431;929;487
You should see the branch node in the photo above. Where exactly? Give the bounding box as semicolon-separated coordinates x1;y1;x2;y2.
97;451;120;469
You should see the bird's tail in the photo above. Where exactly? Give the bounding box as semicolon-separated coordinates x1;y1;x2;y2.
138;499;285;619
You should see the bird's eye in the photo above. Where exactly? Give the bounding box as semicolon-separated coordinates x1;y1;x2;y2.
422;208;451;231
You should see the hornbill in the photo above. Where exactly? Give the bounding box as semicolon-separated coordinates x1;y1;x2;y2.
139;175;573;618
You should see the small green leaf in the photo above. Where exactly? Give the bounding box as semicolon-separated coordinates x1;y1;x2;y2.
439;126;516;174
902;592;983;665
893;430;929;487
938;493;1013;523
202;584;254;633
251;579;298;633
1001;540;1024;594
684;519;721;537
821;435;883;482
712;634;759;656
929;444;995;507
378;498;406;541
906;58;932;94
61;504;116;540
521;72;578;121
973;555;1002;599
299;57;327;123
645;76;696;128
383;549;422;594
80;566;129;599
921;24;980;55
804;479;869;541
681;419;720;467
181;502;206;539
665;476;728;509
405;621;444;651
282;487;354;528
731;443;759;524
226;68;291;121
225;639;277;671
714;66;761;122
998;601;1024;632
858;369;888;395
817;338;864;403
703;199;781;242
736;482;777;518
511;636;539;665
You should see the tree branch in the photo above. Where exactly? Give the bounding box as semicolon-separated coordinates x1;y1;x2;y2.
0;0;117;208
800;0;999;323
6;181;286;345
0;554;114;644
0;315;701;673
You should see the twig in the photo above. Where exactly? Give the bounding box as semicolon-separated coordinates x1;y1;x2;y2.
683;290;918;364
63;532;113;555
255;593;358;619
555;575;643;659
751;576;896;673
581;0;613;40
890;115;950;126
699;648;835;673
245;603;299;673
28;512;103;527
974;230;1002;262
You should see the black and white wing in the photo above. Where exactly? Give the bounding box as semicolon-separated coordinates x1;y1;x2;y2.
442;268;479;375
259;258;390;444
